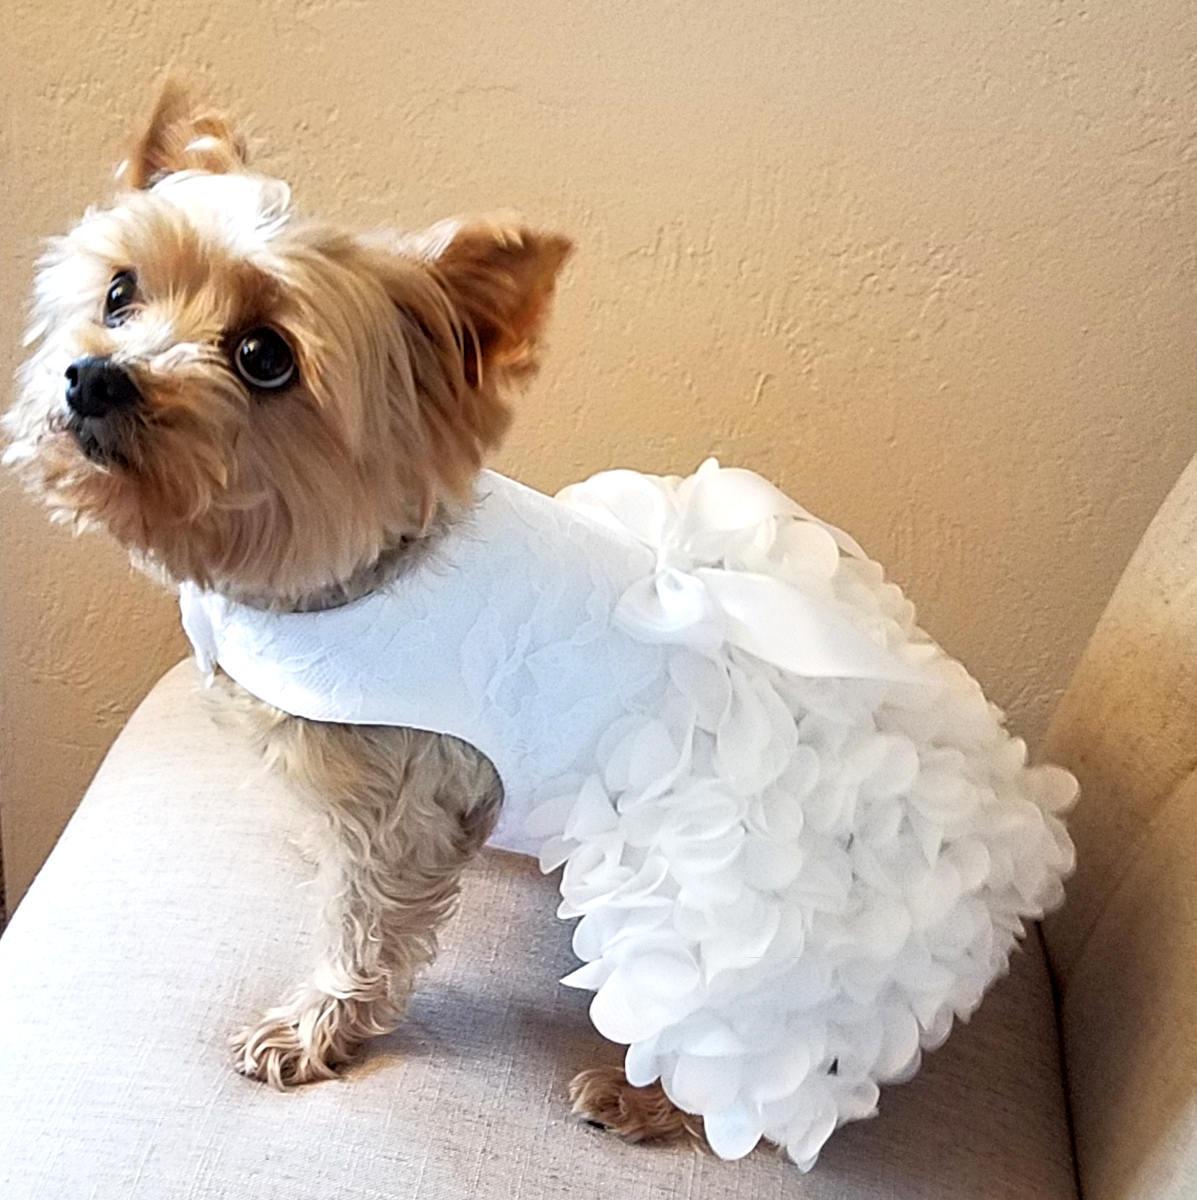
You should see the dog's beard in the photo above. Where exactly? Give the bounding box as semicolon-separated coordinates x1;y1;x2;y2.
55;408;140;470
45;408;139;472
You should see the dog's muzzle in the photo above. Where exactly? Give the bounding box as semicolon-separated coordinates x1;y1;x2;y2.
64;356;141;420
62;356;142;466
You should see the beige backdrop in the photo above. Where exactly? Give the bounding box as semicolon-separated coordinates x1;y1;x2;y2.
2;2;1196;907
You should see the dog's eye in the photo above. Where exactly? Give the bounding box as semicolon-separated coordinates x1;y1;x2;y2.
103;271;138;328
233;327;296;392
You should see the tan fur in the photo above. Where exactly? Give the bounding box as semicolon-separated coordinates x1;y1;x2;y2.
4;80;571;608
212;677;502;1086
122;76;251;188
570;1067;706;1147
4;80;692;1144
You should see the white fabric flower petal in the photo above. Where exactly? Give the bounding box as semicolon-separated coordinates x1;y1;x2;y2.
784;1091;842;1171
590;949;703;1043
556;469;675;548
681;459;802;535
559;960;611;990
668;650;733;732
875;1005;921;1081
702;897;781;978
537;835;576;873
625;1037;662;1087
524;791;578;839
670;1052;743;1112
745;1038;813;1103
740;835;803;891
674;1011;748;1057
603;719;677;794
563;775;620;839
772;520;842;580
571;904;670;960
703;1101;767;1161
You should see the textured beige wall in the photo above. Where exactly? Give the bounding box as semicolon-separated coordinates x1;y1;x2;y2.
3;1;1196;906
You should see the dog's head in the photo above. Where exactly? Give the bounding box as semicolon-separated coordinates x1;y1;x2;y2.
4;81;571;604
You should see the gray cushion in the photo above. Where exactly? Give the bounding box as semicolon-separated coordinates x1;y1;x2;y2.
1051;767;1197;1200
1044;452;1197;985
0;662;1077;1199
1041;453;1197;1200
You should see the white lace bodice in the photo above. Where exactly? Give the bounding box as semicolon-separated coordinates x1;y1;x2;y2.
181;471;670;852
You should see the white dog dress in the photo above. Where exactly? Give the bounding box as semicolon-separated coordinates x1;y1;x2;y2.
180;461;1076;1169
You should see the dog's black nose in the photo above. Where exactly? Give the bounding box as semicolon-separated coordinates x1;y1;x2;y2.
64;356;141;419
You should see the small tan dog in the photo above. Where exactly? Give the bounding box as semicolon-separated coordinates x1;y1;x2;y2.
4;83;677;1141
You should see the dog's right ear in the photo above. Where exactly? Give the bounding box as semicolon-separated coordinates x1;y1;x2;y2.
410;218;573;389
120;78;249;189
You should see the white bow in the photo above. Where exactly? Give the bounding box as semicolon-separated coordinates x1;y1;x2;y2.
559;459;921;684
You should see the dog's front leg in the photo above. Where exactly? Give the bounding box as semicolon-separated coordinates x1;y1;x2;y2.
232;719;502;1089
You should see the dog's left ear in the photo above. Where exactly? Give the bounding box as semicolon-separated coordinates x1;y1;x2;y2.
120;78;249;189
412;219;573;388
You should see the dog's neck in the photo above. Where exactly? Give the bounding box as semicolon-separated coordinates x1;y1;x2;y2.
287;523;448;613
194;504;457;614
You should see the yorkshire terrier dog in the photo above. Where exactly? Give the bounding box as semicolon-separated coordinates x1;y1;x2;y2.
3;83;661;1125
7;82;1076;1167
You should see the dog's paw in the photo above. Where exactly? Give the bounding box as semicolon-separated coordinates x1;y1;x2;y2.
231;993;356;1090
231;1019;341;1089
569;1066;704;1147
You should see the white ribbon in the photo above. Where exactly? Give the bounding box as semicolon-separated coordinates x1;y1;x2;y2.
178;581;220;680
561;459;922;684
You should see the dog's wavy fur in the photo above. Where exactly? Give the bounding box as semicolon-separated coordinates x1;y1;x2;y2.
4;81;681;1139
215;677;503;1087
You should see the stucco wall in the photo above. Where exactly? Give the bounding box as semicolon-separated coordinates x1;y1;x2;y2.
3;1;1196;906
